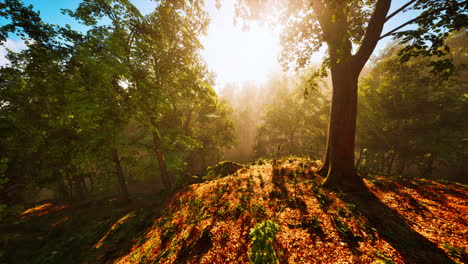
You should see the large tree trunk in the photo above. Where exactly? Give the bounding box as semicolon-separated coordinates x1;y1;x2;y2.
152;131;171;189
321;61;367;192
314;0;390;191
111;148;130;203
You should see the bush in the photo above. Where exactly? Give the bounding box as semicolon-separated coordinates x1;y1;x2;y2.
249;220;280;264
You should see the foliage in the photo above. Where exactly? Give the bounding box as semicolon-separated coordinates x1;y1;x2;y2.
442;243;468;262
0;0;236;204
249;219;281;264
203;161;243;181
357;33;467;180
254;68;329;158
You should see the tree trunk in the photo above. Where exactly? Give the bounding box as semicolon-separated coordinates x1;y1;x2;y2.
111;148;130;203
387;150;396;175
312;0;390;191
183;108;193;133
321;62;367;192
152;131;171;189
355;148;365;170
88;174;94;193
317;130;330;176
398;157;407;175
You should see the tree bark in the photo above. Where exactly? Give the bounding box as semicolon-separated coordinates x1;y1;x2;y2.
183;108;193;133
317;129;330;176
387;150;396;175
152;131;171;189
355;148;365;170
317;0;390;191
322;62;367;192
88;174;94;193
111;148;130;203
398;157;407;175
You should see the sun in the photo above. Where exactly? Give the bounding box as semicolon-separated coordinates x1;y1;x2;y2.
201;1;281;88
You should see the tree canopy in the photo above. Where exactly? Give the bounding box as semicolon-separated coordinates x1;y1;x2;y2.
0;0;236;205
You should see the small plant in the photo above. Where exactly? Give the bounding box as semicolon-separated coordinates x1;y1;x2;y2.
337;207;348;218
221;231;229;242
246;175;255;191
332;216;360;242
373;250;395;264
258;173;265;188
249;220;280;264
240;192;251;207
161;221;178;245
251;203;267;220
314;187;332;210
304;215;323;234
256;157;266;165
345;202;357;212
284;197;306;211
187;197;207;224
442;243;468;261
212;183;227;206
234;203;244;219
272;145;282;176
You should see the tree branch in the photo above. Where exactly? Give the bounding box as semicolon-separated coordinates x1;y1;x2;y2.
310;0;329;37
385;0;417;22
380;1;468;40
354;0;391;69
379;17;417;40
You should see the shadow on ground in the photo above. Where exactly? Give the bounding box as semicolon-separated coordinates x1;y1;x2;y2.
343;189;456;264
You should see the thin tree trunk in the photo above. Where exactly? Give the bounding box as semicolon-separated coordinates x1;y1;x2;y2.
382;152;386;174
201;151;206;169
111;148;130;203
387;150;396;175
152;131;171;189
88;174;94;193
183;108;193;133
355;148;364;170
66;173;74;202
398;156;407;175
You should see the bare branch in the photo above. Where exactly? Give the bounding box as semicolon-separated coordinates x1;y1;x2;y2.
380;18;417;39
385;0;417;22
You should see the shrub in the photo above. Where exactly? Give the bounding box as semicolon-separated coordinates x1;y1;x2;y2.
249;220;280;264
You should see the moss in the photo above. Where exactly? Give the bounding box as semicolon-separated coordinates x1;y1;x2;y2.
203;161;244;181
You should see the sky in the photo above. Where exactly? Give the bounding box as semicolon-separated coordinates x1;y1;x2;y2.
0;0;419;88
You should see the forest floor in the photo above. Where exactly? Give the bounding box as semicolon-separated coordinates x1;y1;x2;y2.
1;157;467;264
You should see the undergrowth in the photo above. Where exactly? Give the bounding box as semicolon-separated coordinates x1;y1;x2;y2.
248;220;281;264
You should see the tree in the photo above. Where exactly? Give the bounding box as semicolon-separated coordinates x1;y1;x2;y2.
0;0;233;204
254;69;329;158
357;33;467;180
237;0;467;191
126;0;210;189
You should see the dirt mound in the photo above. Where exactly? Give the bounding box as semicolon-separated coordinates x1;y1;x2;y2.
114;158;468;264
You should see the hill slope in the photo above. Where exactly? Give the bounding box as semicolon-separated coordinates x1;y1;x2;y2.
2;158;467;263
116;158;467;264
